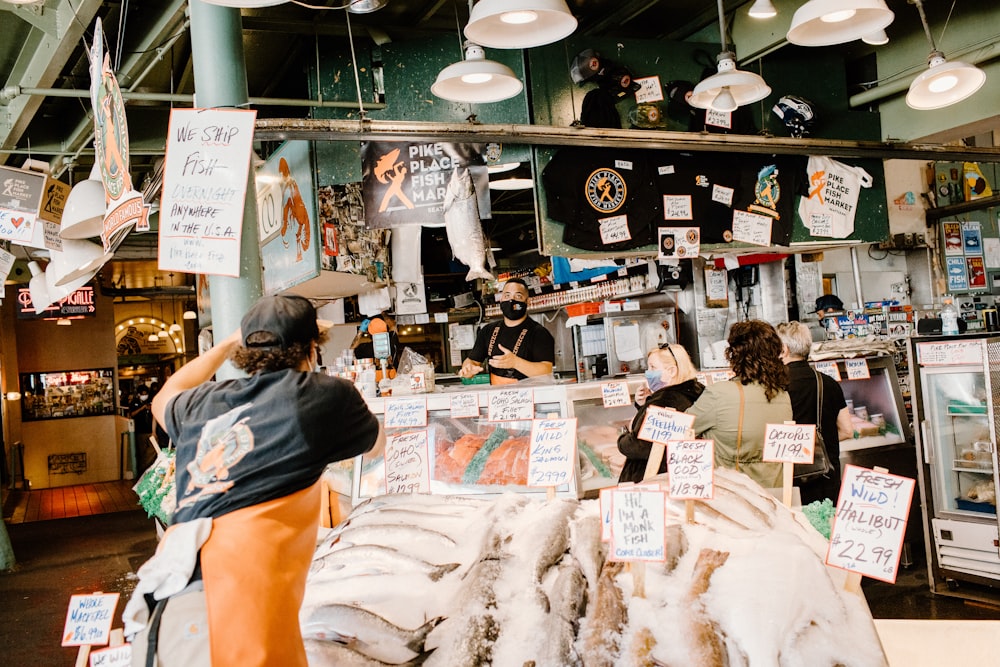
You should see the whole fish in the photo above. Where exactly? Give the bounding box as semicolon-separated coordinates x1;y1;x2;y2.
303;638;398;667
443;167;494;282
310;544;460;581
332;523;458;564
302;604;440;664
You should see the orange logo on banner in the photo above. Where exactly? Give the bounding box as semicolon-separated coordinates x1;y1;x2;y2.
374;148;414;212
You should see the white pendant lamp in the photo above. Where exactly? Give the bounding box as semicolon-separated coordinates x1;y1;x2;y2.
432;43;523;103
347;0;387;13
28;261;54;312
862;29;889;46
689;0;770;112
47;239;114;288
464;0;577;49
748;0;777;19
787;0;894;47
59;165;106;240
906;0;985;110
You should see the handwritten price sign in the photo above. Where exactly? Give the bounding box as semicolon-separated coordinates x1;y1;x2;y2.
667;440;714;499
814;360;841;381
488;387;534;422
528;418;577;488
845;358;871;380
826;465;915;583
384;397;427;429
449;392;480;418
609;489;666;562
61;593;119;646
916;340;983;366
90;644;131;666
763;423;816;464
637;406;695;444
384;430;430;494
601;381;631;408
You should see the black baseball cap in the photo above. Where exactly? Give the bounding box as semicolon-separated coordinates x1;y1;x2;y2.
812;294;844;313
241;295;324;349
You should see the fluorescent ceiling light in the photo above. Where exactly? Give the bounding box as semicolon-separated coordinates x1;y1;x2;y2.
465;0;577;49
786;0;894;47
489;177;534;191
748;0;777;19
432;43;523;104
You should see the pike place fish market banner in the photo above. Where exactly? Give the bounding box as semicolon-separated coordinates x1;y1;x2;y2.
158;108;257;277
361;141;490;228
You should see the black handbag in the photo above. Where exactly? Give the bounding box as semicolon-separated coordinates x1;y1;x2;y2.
794;371;834;482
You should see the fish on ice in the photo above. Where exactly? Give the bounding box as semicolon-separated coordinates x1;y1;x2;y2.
443;167;494;282
302;603;440;664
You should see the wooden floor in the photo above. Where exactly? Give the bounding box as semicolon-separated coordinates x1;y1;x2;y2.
2;480;139;524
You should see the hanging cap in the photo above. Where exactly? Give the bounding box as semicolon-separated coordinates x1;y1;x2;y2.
241;295;324;349
570;48;603;84
812;294;844;313
666;80;695;105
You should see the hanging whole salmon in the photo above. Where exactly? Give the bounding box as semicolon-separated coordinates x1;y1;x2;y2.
443;167;494;282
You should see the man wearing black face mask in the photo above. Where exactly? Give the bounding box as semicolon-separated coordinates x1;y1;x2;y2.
458;278;555;385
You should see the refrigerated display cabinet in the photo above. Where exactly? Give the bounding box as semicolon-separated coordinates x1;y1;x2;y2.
910;334;1000;600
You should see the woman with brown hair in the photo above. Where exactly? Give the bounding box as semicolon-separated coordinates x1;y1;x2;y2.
686;320;792;488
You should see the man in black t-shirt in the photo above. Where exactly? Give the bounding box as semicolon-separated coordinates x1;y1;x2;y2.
458;278;555;385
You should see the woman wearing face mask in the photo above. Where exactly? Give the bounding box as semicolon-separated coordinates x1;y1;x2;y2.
616;343;704;483
458;278;555;385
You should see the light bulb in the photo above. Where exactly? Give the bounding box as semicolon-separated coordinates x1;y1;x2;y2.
713;87;738;112
822;9;857;23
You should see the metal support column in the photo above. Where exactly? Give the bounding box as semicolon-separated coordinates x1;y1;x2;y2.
188;1;262;380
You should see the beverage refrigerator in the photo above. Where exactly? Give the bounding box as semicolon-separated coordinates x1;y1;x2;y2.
910;333;1000;600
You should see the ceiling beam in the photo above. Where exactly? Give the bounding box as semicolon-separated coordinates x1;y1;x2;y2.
254;117;1000;162
0;0;103;162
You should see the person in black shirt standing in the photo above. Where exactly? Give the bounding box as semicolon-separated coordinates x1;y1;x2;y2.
458;278;555;385
129;383;155;474
776;321;854;503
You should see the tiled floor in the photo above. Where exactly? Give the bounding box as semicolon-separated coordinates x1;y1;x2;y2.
2;480;138;524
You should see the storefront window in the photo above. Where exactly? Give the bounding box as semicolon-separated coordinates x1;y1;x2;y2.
19;368;116;421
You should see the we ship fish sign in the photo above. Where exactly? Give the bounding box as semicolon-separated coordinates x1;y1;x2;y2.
826;465;914;583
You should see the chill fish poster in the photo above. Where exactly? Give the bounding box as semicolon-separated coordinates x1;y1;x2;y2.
361;141;490;228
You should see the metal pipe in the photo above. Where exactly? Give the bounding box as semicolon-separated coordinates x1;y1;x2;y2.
2;86;385;109
850;246;864;309
254;118;1000;162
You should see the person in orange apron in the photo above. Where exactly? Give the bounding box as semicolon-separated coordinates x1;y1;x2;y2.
131;295;383;667
458;278;555;385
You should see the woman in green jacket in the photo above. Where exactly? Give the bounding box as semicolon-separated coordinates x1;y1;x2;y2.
687;320;792;489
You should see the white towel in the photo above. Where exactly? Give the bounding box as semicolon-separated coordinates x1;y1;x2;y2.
122;518;212;638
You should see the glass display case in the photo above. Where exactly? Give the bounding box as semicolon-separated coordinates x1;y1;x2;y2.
351;385;572;504
18;368;116;421
910;334;1000;597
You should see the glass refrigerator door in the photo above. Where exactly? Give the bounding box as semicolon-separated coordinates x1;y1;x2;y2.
919;364;997;519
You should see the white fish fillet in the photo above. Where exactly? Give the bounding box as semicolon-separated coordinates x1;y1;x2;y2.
443;167;494;282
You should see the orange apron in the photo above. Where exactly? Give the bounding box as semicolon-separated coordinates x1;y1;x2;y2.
199;481;321;667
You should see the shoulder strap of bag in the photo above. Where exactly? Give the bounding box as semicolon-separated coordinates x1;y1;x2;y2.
736;382;745;471
814;370;824;425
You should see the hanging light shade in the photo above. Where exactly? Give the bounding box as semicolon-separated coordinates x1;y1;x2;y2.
907;52;986;110
169;321;183;333
689;53;771;111
432;43;523;103
347;0;387;13
748;0;777;19
27;261;53;312
464;0;577;49
198;0;288;7
786;0;894;47
862;29;889;46
47;238;114;288
59;165;106;240
183;309;198;320
905;0;985;110
148;332;160;342
57;318;73;326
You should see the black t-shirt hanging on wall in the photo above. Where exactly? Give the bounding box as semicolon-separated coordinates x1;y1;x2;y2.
730;154;808;246
651;151;747;245
542;147;660;251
